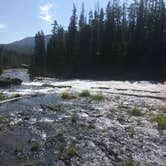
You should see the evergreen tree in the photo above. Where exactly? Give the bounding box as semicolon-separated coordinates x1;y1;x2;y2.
31;0;166;79
33;31;46;68
67;3;78;73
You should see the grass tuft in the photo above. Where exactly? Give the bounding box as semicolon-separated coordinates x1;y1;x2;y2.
90;94;104;101
117;160;136;166
23;160;33;166
31;141;40;152
154;114;166;130
61;91;76;99
67;146;77;157
23;112;31;121
131;127;136;137
71;112;78;123
79;90;91;97
131;107;142;116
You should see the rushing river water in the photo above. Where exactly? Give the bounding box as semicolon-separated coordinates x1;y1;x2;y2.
0;68;166;166
1;68;166;101
0;68;166;113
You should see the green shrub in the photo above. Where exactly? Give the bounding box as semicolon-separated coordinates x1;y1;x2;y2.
118;160;136;166
31;141;40;152
131;127;136;137
23;112;31;121
23;160;33;166
71;112;77;123
90;94;104;101
61;91;76;99
131;107;142;116
67;146;77;157
154;114;166;130
79;90;91;97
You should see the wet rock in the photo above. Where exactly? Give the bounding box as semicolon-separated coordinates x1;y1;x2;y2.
0;78;22;87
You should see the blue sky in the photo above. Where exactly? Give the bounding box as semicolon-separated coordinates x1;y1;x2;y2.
0;0;109;44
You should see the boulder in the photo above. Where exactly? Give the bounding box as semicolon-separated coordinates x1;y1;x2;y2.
0;78;22;87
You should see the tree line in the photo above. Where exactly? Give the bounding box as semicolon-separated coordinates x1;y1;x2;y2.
31;0;166;79
0;46;30;70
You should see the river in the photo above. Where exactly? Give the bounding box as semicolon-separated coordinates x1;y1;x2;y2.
0;68;166;166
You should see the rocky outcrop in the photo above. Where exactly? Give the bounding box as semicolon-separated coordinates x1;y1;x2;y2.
0;78;22;87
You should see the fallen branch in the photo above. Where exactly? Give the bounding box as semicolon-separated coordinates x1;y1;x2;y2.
0;94;37;105
42;84;72;88
91;87;111;90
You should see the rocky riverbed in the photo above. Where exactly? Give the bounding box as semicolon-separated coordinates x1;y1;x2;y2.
0;69;166;166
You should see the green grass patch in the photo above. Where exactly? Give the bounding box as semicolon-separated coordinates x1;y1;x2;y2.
79;90;91;97
78;123;96;130
79;90;104;101
90;94;104;101
23;112;31;121
61;91;76;99
131;127;136;137
71;112;78;123
23;160;33;166
67;146;77;157
117;160;136;166
0;114;10;121
131;107;142;116
154;114;166;130
31;141;41;152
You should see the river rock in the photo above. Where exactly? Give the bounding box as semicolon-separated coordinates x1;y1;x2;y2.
0;78;22;87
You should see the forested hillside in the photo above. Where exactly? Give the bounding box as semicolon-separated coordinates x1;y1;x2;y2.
31;0;166;79
1;35;51;55
0;47;31;69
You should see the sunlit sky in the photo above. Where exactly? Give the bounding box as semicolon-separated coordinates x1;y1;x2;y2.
0;0;110;44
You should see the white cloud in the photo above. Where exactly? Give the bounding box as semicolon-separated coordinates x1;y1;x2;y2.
39;3;53;23
0;24;6;29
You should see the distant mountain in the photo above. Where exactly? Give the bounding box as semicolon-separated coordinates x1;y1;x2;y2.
1;35;51;55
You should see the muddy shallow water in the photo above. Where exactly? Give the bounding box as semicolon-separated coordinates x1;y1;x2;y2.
0;69;166;166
